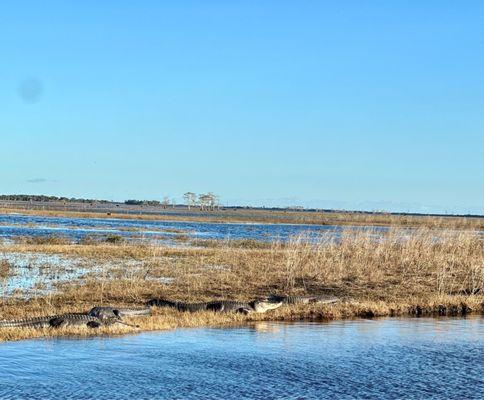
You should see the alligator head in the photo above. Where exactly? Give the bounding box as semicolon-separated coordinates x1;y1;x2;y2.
249;298;283;313
88;307;122;321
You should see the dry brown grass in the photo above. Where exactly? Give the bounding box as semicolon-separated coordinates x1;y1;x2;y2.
0;260;11;279
0;227;482;341
14;235;72;246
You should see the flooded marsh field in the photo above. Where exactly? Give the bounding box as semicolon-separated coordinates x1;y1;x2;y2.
0;213;384;246
0;212;481;343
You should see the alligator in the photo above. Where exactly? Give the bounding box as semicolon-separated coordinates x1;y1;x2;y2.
0;295;339;330
88;306;152;321
0;307;147;330
0;313;107;329
268;294;340;305
146;298;283;314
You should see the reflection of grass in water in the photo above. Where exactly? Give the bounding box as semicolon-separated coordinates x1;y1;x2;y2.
171;234;190;242
126;233;191;244
162;227;193;234
0;227;482;342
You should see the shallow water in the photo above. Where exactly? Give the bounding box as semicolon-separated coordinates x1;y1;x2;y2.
0;252;88;296
0;251;165;298
0;317;482;399
0;214;382;245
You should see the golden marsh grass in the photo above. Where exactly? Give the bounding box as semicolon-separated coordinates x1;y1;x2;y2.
0;227;482;341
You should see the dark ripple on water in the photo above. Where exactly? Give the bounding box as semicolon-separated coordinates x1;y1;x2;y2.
0;317;482;399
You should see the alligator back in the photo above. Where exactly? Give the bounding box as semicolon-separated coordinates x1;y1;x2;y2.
49;314;103;328
146;299;178;308
206;301;252;313
146;299;210;312
0;313;102;329
88;306;151;320
309;295;340;304
269;295;340;305
176;302;210;312
147;299;252;313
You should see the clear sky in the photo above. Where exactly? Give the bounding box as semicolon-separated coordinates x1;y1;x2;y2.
1;1;483;214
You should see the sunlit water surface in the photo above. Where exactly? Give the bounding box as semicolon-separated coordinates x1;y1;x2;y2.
0;317;482;399
0;214;384;244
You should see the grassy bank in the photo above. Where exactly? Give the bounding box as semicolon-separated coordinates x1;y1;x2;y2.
0;228;482;341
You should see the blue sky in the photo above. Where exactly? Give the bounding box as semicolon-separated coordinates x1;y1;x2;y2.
1;1;483;214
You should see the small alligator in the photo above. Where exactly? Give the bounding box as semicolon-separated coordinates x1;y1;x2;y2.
0;313;106;329
268;294;340;305
146;298;283;314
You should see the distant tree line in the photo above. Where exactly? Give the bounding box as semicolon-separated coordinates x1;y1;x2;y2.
0;194;109;203
1;193;221;211
124;199;161;206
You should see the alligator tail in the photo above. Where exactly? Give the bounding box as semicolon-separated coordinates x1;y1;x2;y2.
0;316;51;329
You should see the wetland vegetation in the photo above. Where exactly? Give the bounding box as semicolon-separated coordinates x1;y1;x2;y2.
1;221;482;342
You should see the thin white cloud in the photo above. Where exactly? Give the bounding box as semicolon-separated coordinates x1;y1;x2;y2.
26;178;58;184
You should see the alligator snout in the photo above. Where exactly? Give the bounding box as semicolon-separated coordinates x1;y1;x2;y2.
252;299;283;313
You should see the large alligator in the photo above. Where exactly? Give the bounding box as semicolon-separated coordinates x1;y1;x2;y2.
0;313;106;329
146;298;283;314
88;306;151;321
0;308;145;330
268;294;340;305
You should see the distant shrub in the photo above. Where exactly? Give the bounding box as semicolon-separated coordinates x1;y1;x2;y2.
104;234;124;244
124;199;161;206
144;200;161;206
125;199;144;205
78;235;100;245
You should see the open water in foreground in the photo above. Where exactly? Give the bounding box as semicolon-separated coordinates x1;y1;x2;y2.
0;317;482;399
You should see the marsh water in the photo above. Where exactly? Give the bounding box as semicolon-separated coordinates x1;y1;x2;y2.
0;213;383;245
0;213;375;296
0;213;377;297
0;317;482;399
